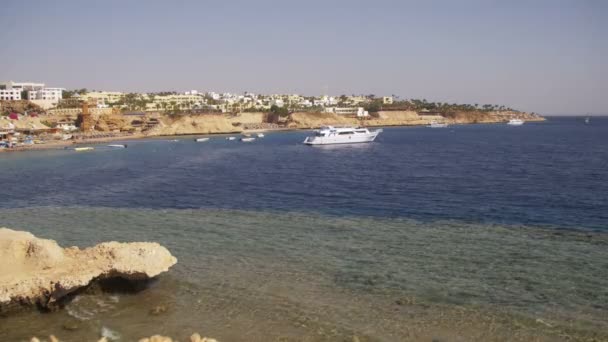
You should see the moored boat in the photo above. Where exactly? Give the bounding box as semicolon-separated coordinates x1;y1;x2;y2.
429;121;448;128
240;137;256;142
226;136;236;141
507;119;524;126
195;138;210;142
107;144;127;148
303;126;382;145
257;133;265;138
74;147;94;152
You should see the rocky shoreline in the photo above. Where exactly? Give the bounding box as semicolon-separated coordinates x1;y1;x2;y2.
1;110;545;153
0;228;177;312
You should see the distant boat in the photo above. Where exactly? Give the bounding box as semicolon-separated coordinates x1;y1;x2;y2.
585;117;590;125
507;119;524;126
240;137;256;142
74;147;94;152
429;121;448;128
107;144;127;148
257;133;265;138
303;126;382;145
226;136;236;140
195;138;210;142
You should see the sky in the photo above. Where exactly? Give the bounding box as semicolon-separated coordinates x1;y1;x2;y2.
1;0;606;115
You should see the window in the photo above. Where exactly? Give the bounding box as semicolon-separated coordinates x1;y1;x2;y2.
338;131;354;135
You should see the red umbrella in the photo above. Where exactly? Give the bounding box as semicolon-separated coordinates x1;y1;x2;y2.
8;113;19;120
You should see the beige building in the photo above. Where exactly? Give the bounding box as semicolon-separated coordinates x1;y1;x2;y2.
80;91;125;107
383;96;394;104
345;96;368;105
145;94;204;111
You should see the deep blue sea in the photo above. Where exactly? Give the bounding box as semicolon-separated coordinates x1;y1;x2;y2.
1;117;607;341
1;116;606;229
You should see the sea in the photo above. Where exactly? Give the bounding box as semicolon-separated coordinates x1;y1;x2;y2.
0;117;607;341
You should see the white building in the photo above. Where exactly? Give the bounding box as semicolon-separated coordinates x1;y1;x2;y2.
206;92;221;100
0;81;64;106
1;81;45;91
0;89;21;101
298;99;313;107
270;99;285;107
28;88;64;101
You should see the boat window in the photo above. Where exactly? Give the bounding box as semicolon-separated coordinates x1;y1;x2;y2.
338;131;354;135
315;132;325;137
355;130;366;133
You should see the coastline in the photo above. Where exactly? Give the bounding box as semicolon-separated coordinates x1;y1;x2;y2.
0;115;546;153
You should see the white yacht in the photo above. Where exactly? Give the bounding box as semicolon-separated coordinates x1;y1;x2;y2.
429;121;448;128
195;138;210;142
303;126;382;145
507;119;524;126
226;136;236;141
257;133;265;138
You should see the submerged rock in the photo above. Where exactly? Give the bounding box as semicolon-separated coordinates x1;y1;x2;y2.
31;333;217;342
149;304;168;316
0;228;177;311
61;321;79;331
138;333;218;342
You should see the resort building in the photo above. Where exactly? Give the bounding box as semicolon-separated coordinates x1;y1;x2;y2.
80;91;125;106
0;89;22;101
345;96;368;105
146;93;204;111
383;96;394;104
0;81;65;108
28;88;64;102
0;81;45;92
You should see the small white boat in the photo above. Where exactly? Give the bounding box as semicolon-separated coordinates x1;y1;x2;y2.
429;121;448;128
195;138;210;142
303;126;382;145
226;136;236;141
240;137;256;142
107;144;127;148
507;119;524;126
257;133;265;138
74;147;94;152
585;117;590;125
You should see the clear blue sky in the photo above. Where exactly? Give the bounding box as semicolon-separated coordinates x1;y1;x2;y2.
1;0;606;115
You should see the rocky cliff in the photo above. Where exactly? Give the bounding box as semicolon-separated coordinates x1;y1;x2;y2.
288;110;543;129
143;112;266;136
0;228;177;311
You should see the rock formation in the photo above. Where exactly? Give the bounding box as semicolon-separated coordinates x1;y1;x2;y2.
30;333;217;342
0;228;177;311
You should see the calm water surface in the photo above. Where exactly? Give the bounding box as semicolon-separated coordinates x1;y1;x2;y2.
0;117;607;341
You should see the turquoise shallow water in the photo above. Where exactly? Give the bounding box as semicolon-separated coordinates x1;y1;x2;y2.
0;207;607;341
